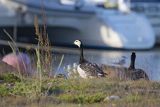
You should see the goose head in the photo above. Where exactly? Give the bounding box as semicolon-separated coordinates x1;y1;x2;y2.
74;40;81;48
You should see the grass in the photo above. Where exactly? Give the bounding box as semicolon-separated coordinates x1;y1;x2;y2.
0;5;160;107
0;12;54;105
0;78;160;107
34;16;53;77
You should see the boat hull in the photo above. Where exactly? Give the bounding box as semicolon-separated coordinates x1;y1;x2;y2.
0;0;156;49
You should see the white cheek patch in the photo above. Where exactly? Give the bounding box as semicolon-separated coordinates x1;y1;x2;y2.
75;42;80;47
77;43;80;47
74;41;81;48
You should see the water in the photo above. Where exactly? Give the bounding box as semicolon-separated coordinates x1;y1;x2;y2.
53;47;160;81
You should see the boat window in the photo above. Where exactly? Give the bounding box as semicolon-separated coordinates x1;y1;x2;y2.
131;0;160;3
100;0;131;11
103;0;118;9
60;0;77;5
60;0;85;9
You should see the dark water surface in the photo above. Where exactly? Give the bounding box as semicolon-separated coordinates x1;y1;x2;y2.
53;47;160;81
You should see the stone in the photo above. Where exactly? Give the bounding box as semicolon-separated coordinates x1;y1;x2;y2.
2;52;33;76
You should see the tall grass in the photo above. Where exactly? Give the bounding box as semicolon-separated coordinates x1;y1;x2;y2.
34;16;53;77
1;14;53;100
24;15;53;100
3;29;24;80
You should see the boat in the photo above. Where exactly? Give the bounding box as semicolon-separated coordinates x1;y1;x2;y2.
130;0;160;44
0;0;156;49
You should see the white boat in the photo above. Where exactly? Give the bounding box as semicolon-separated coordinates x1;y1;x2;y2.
0;0;156;49
130;0;160;44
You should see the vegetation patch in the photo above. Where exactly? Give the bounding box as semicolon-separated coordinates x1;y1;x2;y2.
0;73;21;83
0;78;160;106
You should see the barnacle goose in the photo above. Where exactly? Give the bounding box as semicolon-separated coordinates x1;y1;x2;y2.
74;40;106;78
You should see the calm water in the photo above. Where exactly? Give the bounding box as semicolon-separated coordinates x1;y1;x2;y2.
53;47;160;81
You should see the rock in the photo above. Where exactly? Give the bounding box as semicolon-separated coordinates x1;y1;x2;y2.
0;80;4;83
104;95;120;101
54;74;67;79
2;52;33;76
0;60;18;75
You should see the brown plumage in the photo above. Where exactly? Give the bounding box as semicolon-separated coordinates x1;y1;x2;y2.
103;52;149;80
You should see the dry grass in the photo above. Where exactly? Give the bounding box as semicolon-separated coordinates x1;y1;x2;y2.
34;16;53;77
0;78;160;107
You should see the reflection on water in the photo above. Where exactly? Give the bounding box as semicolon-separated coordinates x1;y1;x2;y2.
53;48;160;81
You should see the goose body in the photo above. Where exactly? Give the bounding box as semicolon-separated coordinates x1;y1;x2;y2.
130;69;149;80
77;62;105;78
74;40;106;78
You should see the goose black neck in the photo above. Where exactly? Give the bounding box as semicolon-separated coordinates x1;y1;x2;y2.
129;53;136;69
79;43;85;63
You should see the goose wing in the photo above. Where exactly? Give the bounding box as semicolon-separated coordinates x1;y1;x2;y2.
131;69;149;80
79;62;105;77
92;63;106;76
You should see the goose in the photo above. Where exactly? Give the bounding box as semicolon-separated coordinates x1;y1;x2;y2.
103;52;149;80
74;40;106;78
128;52;149;80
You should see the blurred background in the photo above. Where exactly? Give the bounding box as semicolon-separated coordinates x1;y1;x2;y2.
0;0;160;80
